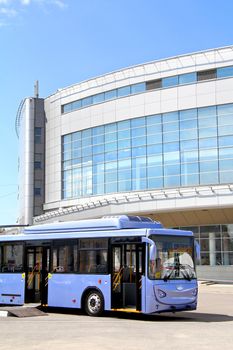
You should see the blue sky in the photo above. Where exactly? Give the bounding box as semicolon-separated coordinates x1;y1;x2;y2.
0;0;233;225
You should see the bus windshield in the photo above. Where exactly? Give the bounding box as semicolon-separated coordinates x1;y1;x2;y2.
149;235;196;280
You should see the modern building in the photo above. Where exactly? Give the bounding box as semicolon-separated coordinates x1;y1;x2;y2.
17;46;233;280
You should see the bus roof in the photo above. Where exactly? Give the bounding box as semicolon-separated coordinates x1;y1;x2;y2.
0;216;193;243
23;216;163;234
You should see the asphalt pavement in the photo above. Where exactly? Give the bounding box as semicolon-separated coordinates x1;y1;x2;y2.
0;282;232;350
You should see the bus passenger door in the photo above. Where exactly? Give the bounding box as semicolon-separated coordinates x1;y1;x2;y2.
111;246;123;309
111;244;145;311
25;246;50;304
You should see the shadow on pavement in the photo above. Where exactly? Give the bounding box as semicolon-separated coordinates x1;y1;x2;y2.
42;307;233;323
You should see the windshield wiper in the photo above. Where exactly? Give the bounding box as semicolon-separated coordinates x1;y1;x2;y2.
180;264;195;280
163;264;179;281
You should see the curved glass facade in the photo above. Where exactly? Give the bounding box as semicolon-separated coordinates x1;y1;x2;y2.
62;103;233;199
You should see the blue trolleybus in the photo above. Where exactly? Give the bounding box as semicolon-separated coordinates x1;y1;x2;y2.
0;216;200;316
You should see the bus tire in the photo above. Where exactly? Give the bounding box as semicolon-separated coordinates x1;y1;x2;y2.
85;290;104;317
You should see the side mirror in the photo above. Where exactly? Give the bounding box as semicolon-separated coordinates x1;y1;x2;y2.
195;240;201;263
142;237;157;261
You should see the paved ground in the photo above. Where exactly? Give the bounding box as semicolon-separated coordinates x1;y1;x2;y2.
0;282;233;350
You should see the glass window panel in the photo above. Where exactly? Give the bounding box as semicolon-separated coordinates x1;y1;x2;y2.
180;129;198;140
105;161;117;171
180;139;198;150
179;108;197;121
105;151;117;161
164;176;180;187
132;178;147;190
146;124;162;134
200;172;219;184
92;93;105;104
132;146;146;157
118;139;131;149
163;142;179;152
181;162;199;174
217;66;233;78
82;96;93;107
200;161;218;172
117;120;130;130
82;138;92;147
147;114;162;125
217;103;233;116
199;138;217;149
219;147;233;160
63;134;72;143
163;112;178;123
164;151;180;164
220;171;233;183
162;75;178;88
105;89;117;100
72;149;80;158
218;125;233;136
199;149;218;161
63;151;72;161
62;160;72;170
118;180;132;192
147;144;162;155
198;106;217;118
199;127;217;138
181;174;199;186
105;142;117;152
105;182;117;193
105;132;117;142
148;177;163;189
132;167;147;179
219;135;233;147
93;134;104;145
130;83;146;94
163;131;179;142
118;129;131;139
163;121;179;132
181;150;198;162
62;104;72;113
93;126;104;136
219;160;233;171
105;172;117;182
82;147;92;157
198;117;216;128
147;154;163;165
218;115;233;126
131;117;145;128
164;164;180;176
147;134;163;144
82;129;92;139
93;144;104;154
118;170;131;180
118;159;131;169
118;149;131;159
72;100;82;110
72;140;81;149
131;137;146;147
178;72;197;85
148;166;163;177
132;157;147;168
117;86;131;97
93;154;104;163
72;132;81;141
131;127;146;137
72;158;82;166
2;245;23;272
180;119;197;130
105;123;117;133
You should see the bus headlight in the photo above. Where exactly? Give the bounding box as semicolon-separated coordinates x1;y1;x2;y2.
191;288;198;296
158;289;166;298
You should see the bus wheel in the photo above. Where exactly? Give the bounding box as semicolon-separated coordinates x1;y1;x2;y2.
85;290;104;316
